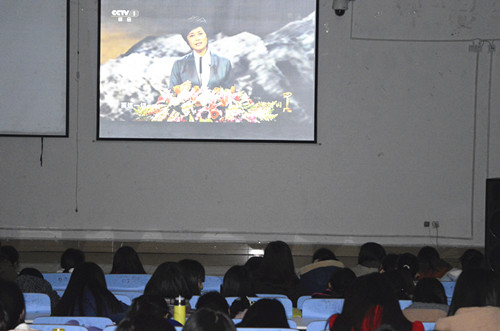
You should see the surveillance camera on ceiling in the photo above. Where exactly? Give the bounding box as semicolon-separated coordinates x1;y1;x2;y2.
333;0;353;16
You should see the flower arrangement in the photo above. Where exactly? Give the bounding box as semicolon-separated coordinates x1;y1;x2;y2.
134;85;280;123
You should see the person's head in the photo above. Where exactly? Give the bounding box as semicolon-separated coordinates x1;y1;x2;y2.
357;242;386;268
312;248;337;263
184;308;235;331
0;281;25;330
333;273;412;331
126;294;171;320
19;267;43;279
328;268;356;298
111;246;146;274
244;256;262;277
237;299;289;328
0;254;17;282
448;268;500;316
379;254;399;273
412;278;447;304
196;292;229;315
116;314;175;331
179;259;205;296
257;241;297;283
460;249;486;270
396;253;419;279
60;248;85;273
220;265;255;297
145;262;191;299
0;246;19;270
181;16;209;55
417;246;442;273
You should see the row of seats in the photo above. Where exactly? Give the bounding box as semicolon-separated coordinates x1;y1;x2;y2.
24;292;412;322
43;273;457;299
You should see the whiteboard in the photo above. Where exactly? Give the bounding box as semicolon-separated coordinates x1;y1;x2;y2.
0;0;68;136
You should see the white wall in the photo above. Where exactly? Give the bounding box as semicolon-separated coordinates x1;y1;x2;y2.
1;0;499;247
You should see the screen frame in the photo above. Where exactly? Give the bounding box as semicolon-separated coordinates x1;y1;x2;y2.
0;0;69;138
96;0;318;143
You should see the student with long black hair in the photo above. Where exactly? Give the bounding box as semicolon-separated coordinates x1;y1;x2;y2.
435;269;500;330
144;262;192;313
179;259;205;296
110;246;146;274
252;241;300;305
329;273;424;331
52;262;128;323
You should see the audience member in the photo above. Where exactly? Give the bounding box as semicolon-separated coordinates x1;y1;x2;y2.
120;294;181;328
244;256;262;279
397;253;420;280
0;254;16;282
351;242;386;277
417;246;452;279
52;262;129;323
312;268;356;299
59;248;85;273
179;259;205;296
435;269;500;330
0;281;32;330
252;241;300;305
144;262;192;313
196;291;230;315
298;247;345;295
236;299;289;328
184;308;236;331
110;246;146;274
379;254;399;273
403;278;448;323
116;314;175;331
220;265;255;298
220;265;255;318
440;248;487;282
0;246;19;272
16;267;60;311
328;273;424;331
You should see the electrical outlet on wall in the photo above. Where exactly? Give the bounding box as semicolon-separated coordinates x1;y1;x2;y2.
424;221;430;227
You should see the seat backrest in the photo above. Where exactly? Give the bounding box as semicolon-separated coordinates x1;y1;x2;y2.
256;293;288;298
30;325;89;331
105;274;151;291
202;275;223;292
23;293;51;320
297;295;312;309
441;281;455;299
110;290;143;301
302;298;344;319
306;320;330;331
33;316;114;329
398;299;412;310
422;322;436;331
190;295;200;308
42;273;71;291
114;294;132;305
103;326;117;331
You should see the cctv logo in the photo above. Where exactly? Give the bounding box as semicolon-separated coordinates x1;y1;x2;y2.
111;9;139;22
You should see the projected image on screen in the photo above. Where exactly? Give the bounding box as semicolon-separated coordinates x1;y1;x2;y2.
98;0;317;141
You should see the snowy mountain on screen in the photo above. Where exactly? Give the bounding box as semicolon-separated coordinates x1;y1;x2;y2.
99;12;315;121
